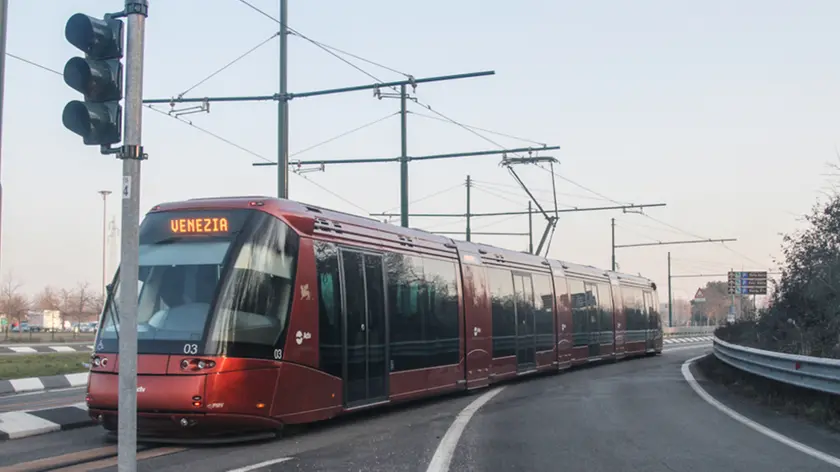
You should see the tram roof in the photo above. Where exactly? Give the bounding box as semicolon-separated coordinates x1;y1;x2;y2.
150;195;657;289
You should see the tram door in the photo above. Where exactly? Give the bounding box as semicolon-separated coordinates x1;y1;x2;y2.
585;282;600;358
643;291;655;352
513;273;536;371
340;250;388;406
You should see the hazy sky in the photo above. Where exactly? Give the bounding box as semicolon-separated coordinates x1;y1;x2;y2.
2;0;837;305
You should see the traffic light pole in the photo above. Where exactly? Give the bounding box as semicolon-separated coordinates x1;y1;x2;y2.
118;1;148;470
0;0;7;282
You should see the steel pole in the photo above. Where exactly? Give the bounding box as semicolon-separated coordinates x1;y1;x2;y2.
99;190;112;297
667;251;673;328
118;1;148;470
400;84;408;228
528;201;533;254
0;0;8;282
465;175;471;242
611;218;615;271
277;0;289;198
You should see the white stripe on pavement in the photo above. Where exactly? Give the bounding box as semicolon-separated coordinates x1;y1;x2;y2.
426;387;505;472
8;347;37;353
49;346;75;352
682;355;840;468
226;458;292;472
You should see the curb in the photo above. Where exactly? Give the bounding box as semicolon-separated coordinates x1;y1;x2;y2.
0;344;94;354
0;372;90;396
0;402;94;441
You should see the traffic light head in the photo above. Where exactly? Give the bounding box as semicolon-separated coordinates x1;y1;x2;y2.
63;57;122;102
65;14;123;59
62;101;122;146
62;13;124;148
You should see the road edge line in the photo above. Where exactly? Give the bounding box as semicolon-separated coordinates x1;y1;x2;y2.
425;387;505;472
681;354;840;468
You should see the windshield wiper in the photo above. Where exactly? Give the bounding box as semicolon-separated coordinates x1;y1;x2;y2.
151;236;185;245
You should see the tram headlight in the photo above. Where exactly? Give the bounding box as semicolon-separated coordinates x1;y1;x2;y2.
180;358;217;371
92;357;101;367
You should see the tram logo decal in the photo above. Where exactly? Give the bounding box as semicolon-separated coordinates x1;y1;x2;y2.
300;284;311;301
296;330;312;345
137;386;146;393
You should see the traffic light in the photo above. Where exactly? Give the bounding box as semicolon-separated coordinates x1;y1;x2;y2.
62;13;124;147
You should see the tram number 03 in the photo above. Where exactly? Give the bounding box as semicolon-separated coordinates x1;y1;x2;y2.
273;349;283;360
183;344;199;355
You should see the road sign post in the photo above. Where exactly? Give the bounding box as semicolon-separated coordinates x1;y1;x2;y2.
728;271;768;295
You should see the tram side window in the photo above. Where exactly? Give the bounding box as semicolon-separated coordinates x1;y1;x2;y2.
315;241;342;378
487;268;516;358
643;291;656;332
532;274;555;352
568;278;588;347
622;287;644;343
423;257;460;367
386;253;460;371
645;291;661;331
386;253;427;372
597;283;614;344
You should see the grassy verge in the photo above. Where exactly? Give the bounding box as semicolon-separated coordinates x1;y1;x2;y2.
696;354;840;432
0;352;91;381
0;333;96;344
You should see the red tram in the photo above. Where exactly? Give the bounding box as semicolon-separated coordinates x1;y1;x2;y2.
86;196;662;438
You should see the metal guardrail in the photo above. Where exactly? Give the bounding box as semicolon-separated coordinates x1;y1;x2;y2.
713;336;840;395
663;326;717;338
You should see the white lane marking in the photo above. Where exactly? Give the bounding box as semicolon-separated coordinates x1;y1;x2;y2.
664;344;711;353
49;346;75;352
4;385;86;398
226;457;292;472
682;355;840;468
426;387;505;472
8;347;37;353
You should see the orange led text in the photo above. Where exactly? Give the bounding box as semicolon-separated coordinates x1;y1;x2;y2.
170;217;229;234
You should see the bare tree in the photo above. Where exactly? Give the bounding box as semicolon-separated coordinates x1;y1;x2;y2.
34;286;61;311
0;273;30;327
59;282;98;328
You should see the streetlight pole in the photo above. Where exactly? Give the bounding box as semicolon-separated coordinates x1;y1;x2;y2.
98;190;112;297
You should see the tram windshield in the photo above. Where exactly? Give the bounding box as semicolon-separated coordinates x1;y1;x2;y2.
97;209;300;355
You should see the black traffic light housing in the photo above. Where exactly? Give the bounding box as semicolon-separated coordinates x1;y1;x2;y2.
62;13;124;147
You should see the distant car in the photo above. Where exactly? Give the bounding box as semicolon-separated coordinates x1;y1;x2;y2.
11;323;31;333
75;322;98;333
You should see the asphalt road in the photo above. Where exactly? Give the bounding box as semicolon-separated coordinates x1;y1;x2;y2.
2;342;839;472
0;386;86;413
